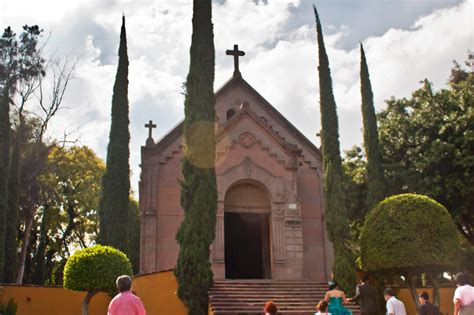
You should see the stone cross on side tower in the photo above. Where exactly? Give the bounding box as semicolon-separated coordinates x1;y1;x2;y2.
145;120;157;147
226;44;245;78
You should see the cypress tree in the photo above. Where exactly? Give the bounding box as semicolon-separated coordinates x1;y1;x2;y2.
175;0;217;314
98;16;130;253
313;5;356;294
360;44;385;209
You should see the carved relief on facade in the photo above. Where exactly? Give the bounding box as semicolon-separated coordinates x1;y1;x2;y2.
243;156;253;177
274;189;289;204
218;157;286;204
272;206;285;218
238;132;256;148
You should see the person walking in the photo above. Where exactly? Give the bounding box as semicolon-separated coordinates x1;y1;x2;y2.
324;281;352;315
108;275;146;315
348;274;378;315
264;301;278;315
315;300;331;315
383;288;406;315
453;272;474;315
418;291;439;315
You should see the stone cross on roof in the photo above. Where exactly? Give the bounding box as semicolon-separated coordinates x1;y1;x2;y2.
145;120;157;146
226;44;245;78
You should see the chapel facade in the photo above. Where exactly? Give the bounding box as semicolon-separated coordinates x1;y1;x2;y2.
139;47;333;280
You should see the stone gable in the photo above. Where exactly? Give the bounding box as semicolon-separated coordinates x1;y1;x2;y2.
139;75;333;280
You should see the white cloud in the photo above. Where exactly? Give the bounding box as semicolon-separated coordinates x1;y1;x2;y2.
2;0;472;196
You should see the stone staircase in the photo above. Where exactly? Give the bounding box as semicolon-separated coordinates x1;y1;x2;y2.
208;280;360;315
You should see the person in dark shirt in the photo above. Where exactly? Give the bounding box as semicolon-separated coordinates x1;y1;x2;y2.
348;274;378;315
419;292;440;315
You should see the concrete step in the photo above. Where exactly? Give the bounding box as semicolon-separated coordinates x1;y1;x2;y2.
209;280;360;315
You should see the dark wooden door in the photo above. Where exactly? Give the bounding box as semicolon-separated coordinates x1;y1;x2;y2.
224;212;270;279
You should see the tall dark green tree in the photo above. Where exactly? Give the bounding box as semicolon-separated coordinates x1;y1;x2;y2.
360;44;385;209
98;16;130;254
313;6;356;294
175;0;217;314
0;25;45;281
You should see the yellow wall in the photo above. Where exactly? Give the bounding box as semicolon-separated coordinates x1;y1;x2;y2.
0;270;187;315
398;287;455;315
0;285;110;315
133;270;187;315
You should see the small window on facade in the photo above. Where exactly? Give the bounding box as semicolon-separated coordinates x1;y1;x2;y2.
226;109;236;121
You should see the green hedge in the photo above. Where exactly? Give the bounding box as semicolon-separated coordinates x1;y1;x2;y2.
63;245;132;294
0;299;17;315
360;193;460;273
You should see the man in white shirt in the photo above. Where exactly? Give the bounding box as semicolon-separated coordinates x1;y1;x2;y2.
383;288;407;315
453;272;474;315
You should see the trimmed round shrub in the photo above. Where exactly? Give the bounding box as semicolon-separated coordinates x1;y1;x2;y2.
360;193;460;273
64;245;132;294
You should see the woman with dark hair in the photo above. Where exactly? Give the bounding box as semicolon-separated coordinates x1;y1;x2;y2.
324;281;352;315
264;301;278;315
453;273;474;315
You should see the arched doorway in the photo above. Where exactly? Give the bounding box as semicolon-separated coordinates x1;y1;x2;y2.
224;182;271;279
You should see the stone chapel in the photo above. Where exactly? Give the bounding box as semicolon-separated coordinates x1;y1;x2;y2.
139;45;333;281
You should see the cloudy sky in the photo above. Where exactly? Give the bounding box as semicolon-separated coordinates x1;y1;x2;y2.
2;0;473;195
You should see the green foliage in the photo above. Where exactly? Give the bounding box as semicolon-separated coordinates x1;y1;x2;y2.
0;299;17;315
0;24;45;281
98;16;131;254
342;146;367;222
361;194;461;274
313;5;356;295
4;125;20;282
342;146;369;249
0;90;10;282
29;145;105;284
459;242;474;276
360;44;385;209
175;1;217;314
63;245;132;295
39;145;105;245
378;64;474;244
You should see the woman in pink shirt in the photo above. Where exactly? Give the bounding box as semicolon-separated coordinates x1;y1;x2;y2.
108;275;147;315
453;273;474;315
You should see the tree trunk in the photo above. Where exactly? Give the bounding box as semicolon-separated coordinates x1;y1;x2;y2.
15;206;34;284
82;290;98;315
405;274;421;312
31;209;49;284
427;272;440;307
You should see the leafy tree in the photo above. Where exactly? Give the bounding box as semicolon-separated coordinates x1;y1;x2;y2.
98;16;130;254
342;146;367;222
0;25;45;280
0;90;10;282
14;58;75;284
359;44;385;208
360;194;460;309
377;63;474;245
175;0;217;314
28;145;104;284
15;118;51;284
313;5;356;294
63;245;132;315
